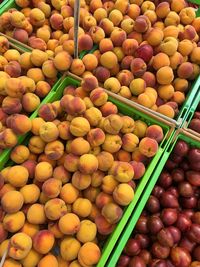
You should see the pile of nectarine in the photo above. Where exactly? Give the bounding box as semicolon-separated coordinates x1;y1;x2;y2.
0;75;165;266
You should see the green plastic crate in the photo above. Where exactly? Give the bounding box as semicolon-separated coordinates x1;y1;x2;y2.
0;0;10;9
0;0;17;15
184;84;200;130
107;131;200;267
53;76;173;267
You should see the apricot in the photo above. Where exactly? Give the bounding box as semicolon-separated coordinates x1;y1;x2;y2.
27;204;46;224
70;117;90;137
158;84;175;101
72;171;91;190
3;211;25;233
35;162;53;182
111;28;127;47
37;2;51;17
146;125;164;143
163;25;180;39
152;53;170;70
20;184;40;204
130;58;147;77
169;52;184;70
69;137;90;156
82;54;98;71
177;62;194;79
99;17;114;35
50;13;63;30
54;51;72;71
27;68;45;83
102;202;123;224
4;61;21;78
0;128;18;149
4;49;20;62
48;221;64;239
113;183;134;206
44;140;64;160
109;161;134;182
28;136;46;154
173;78;188;92
160;37;178;56
102;134;122;153
156;2;170;19
81;76;98;94
139;137;159;157
70;59;85;76
95;151;114;172
29;8;45;27
44;198;67;221
0;36;9;54
7;114;32;135
58;213;80;235
179;7;196;25
130;160;146;179
10;145;29;164
73;198;92;217
2;259;22;267
190;47;200;64
20;76;35;93
178;40;193;56
172;91;185;105
157;104;175;118
39;122;59;142
78;242;101;266
93;66;110;83
115;149;132;162
134;15;151;33
22;93;40;113
60;183;79;204
102;175;119;194
21;222;39;238
30;50;48;67
64;154;79;172
104;77;121;93
146;27;164;47
78;154;98;174
60;237;81;261
122;133;139;152
164;11;180;26
20;249;42;267
5;78;25;98
36;27;51;43
156;66;174;85
38;254;58;267
95;192;113;209
95;214;115;235
137;93;155;108
42;60;58;79
1;191;24;213
83;186;100;203
129;78;145;96
9;233;32;260
42;178;62;198
100;51;118;69
33;230;55;254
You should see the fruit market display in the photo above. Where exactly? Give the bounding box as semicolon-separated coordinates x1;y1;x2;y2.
0;0;200;119
117;139;200;267
0;74;165;266
0;0;200;266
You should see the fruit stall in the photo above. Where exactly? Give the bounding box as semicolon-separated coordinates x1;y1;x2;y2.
0;0;199;266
